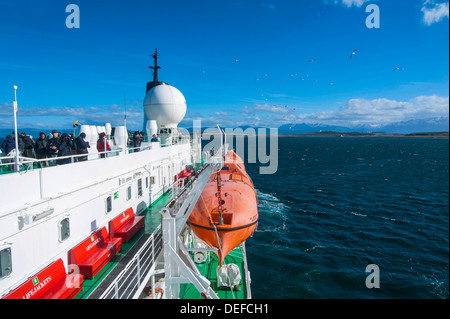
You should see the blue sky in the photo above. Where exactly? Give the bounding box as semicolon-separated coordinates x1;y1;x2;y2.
0;0;448;131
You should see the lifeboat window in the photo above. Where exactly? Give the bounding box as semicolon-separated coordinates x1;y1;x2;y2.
0;247;12;279
138;179;143;197
127;186;132;201
221;167;229;171
59;218;70;242
106;196;112;213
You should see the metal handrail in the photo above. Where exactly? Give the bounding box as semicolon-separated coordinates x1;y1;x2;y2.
0;141;172;170
98;225;162;299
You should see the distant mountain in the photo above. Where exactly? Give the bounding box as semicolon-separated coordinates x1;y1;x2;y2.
275;116;449;134
375;116;449;134
277;123;362;134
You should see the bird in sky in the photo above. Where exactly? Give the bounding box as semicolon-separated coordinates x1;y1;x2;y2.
308;59;317;62
392;67;405;71
234;59;238;63
349;49;357;58
328;82;335;85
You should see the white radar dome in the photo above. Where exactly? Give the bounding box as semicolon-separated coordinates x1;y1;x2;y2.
143;83;186;128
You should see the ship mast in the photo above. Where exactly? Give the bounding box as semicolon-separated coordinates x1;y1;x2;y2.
149;49;161;83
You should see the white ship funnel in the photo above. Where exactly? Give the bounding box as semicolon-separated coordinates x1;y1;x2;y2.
105;123;112;136
79;125;91;141
90;126;98;145
114;126;128;149
149;120;158;137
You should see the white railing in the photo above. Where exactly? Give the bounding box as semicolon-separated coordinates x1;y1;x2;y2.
0;142;162;173
0;137;196;174
98;225;162;299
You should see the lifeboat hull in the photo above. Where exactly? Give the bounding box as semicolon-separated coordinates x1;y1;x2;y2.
188;151;258;266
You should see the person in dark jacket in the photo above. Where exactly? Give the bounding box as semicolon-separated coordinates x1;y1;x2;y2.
35;132;49;168
12;131;23;154
21;132;35;157
47;130;61;167
74;132;90;162
57;133;74;165
1;135;15;155
1;135;16;171
20;132;35;168
133;131;143;152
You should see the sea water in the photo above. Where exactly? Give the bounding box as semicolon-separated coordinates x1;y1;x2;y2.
242;137;449;299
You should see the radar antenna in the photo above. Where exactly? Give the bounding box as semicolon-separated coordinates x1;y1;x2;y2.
149;48;161;83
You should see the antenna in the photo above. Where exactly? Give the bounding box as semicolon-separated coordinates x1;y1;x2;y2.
149;48;161;83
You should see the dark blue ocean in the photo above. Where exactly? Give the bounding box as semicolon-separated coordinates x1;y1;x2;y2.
242;137;449;299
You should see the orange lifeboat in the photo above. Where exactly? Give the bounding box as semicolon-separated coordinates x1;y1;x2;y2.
187;150;258;266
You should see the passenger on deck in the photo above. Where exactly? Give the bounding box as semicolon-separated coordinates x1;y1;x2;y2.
1;135;15;171
21;132;35;168
48;130;61;167
12;131;23;154
21;132;35;158
97;132;111;158
1;135;15;155
57;133;74;165
151;134;159;142
74;132;90;162
133;131;143;152
35;132;49;168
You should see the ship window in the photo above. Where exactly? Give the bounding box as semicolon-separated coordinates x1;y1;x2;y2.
146;177;149;189
127;186;132;201
106;196;112;213
0;248;12;279
138;179;143;197
59;218;70;242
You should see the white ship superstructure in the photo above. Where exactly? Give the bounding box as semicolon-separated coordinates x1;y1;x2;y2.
0;50;252;300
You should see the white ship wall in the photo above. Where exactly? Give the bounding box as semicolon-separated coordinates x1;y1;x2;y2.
0;142;193;296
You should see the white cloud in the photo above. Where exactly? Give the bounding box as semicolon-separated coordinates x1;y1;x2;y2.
341;0;371;8
214;111;229;116
324;0;371;8
254;104;289;114
2;95;448;131
261;3;275;9
421;1;449;25
0;102;143;129
295;95;449;128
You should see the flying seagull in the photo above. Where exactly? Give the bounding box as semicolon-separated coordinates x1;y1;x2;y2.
392;67;405;71
349;49;357;58
234;59;238;63
308;59;317;62
328;82;335;85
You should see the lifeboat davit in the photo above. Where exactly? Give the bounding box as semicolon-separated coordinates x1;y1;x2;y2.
187;150;258;266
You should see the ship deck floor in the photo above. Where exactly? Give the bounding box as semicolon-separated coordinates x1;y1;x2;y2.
179;244;248;299
74;190;173;299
